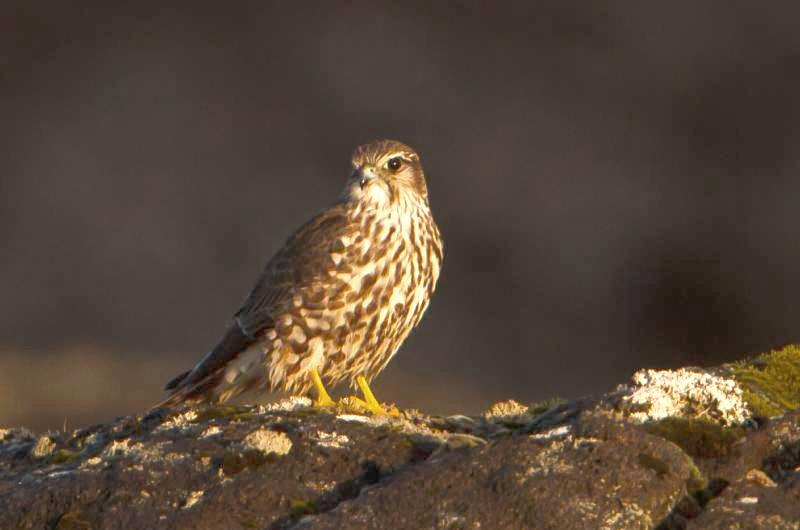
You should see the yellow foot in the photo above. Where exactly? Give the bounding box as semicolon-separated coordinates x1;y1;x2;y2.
345;376;400;416
310;368;336;408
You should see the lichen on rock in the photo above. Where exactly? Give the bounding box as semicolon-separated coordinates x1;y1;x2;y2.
31;435;56;458
242;428;292;456
620;367;750;426
3;347;800;528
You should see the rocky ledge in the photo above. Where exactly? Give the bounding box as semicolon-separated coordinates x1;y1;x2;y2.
2;345;800;529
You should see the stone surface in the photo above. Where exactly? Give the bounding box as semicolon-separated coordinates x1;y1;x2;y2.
2;362;800;529
305;413;698;529
685;412;800;529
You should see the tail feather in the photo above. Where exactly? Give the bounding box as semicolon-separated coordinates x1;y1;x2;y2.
153;324;255;410
151;370;226;411
164;369;191;391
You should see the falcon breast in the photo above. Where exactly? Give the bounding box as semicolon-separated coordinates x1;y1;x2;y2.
160;139;443;406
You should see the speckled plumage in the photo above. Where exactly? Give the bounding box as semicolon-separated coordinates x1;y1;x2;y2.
159;140;442;406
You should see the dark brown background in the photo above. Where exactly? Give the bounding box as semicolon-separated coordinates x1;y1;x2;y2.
3;2;799;431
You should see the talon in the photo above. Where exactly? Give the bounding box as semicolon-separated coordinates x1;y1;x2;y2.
353;376;399;416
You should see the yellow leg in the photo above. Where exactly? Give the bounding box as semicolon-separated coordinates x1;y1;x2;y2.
310;368;335;408
350;376;399;416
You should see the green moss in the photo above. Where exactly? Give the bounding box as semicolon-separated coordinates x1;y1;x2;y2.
685;460;708;496
528;397;567;416
49;449;78;464
289;499;315;515
726;344;800;417
645;417;746;460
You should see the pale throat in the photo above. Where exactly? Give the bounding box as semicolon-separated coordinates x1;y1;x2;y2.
348;179;428;217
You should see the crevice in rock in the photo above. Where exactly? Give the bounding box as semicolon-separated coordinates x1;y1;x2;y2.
655;478;729;529
270;440;441;529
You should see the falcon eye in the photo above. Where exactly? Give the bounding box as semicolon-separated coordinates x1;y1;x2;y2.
387;157;403;172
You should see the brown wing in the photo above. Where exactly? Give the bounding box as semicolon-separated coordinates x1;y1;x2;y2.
235;204;353;338
156;204;353;407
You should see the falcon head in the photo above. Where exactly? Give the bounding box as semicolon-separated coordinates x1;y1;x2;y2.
347;139;428;208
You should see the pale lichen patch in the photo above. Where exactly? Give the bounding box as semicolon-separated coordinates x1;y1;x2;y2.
182;490;204;509
484;400;534;425
85;456;103;466
242;429;292;456
336;414;372;424
305;479;337;492
83;432;102;447
435;512;466;528
524;438;575;478
162;452;188;464
529;425;572;440
257;396;313;413
31;436;56;458
100;439;172;463
621;368;749;425
313;431;350;448
200;426;222;438
157;409;199;432
103;438;132;457
744;468;777;488
599;500;651;529
45;470;73;479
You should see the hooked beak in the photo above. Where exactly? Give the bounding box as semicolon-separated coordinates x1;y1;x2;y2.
353;165;379;189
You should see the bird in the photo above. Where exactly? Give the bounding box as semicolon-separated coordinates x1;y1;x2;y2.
156;139;443;415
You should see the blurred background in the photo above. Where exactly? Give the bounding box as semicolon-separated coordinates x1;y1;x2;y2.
3;1;799;432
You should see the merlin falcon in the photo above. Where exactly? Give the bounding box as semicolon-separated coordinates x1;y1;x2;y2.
158;139;443;414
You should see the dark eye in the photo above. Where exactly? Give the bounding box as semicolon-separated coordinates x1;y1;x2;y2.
387;157;403;171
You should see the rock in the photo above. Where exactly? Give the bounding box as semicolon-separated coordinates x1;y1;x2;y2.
684;412;800;529
2;346;800;528
306;413;700;529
